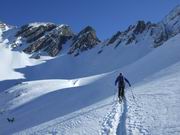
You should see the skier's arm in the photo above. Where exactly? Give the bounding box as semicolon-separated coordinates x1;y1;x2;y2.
124;77;131;87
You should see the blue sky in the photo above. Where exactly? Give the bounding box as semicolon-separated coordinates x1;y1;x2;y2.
0;0;179;39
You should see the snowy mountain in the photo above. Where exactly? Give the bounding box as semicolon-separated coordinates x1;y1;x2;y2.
4;23;100;58
1;5;180;58
0;5;180;135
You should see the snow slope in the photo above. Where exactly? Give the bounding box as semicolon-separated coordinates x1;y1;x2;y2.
0;24;155;93
0;30;180;135
0;44;44;81
124;62;180;135
0;27;49;82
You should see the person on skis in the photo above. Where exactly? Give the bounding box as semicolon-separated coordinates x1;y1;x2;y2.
115;73;131;102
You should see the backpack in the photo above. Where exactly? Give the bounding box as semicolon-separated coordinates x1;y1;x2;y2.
118;76;125;87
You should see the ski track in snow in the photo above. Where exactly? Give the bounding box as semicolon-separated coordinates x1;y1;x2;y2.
100;96;150;135
100;99;128;135
100;100;121;135
125;96;150;135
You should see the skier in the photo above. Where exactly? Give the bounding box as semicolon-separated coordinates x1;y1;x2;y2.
115;73;131;102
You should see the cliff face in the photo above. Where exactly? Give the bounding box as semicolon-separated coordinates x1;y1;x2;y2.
9;23;100;57
15;23;74;57
69;26;101;56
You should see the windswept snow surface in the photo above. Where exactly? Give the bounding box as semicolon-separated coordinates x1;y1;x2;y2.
0;44;44;81
28;22;52;27
124;62;180;135
0;31;180;135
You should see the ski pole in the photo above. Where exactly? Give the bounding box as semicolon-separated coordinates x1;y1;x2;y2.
130;88;138;106
130;88;135;100
113;89;117;102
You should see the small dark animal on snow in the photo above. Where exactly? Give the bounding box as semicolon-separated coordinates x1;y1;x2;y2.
7;117;15;123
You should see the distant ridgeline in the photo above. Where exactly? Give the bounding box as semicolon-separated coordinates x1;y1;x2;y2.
1;5;180;58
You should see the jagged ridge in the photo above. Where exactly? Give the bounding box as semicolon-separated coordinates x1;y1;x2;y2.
107;5;180;48
1;5;180;57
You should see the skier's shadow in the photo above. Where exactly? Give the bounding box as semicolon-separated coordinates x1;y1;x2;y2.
117;99;127;135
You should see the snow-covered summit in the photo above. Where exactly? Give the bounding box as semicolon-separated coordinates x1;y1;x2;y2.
68;26;101;56
106;20;153;47
13;22;74;57
5;22;100;57
106;5;180;48
0;6;180;58
162;4;180;24
1;5;180;58
28;22;52;27
161;4;180;36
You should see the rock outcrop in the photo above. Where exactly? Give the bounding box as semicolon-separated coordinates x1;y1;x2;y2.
107;5;180;48
107;20;152;47
14;24;101;57
15;23;74;57
68;26;101;56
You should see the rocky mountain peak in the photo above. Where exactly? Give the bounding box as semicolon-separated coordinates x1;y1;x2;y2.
68;26;101;56
2;5;180;57
107;5;180;48
14;22;74;57
79;26;95;34
56;24;74;36
163;5;180;23
133;20;146;34
107;20;152;47
16;23;57;43
150;4;180;47
12;23;101;57
161;4;180;37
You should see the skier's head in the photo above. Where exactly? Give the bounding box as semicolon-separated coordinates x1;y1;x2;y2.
119;73;123;76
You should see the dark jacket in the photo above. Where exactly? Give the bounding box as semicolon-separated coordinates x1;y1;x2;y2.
115;75;131;88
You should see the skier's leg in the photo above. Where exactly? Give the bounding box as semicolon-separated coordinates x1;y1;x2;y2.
122;87;125;99
120;87;125;102
118;87;122;103
118;88;120;98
